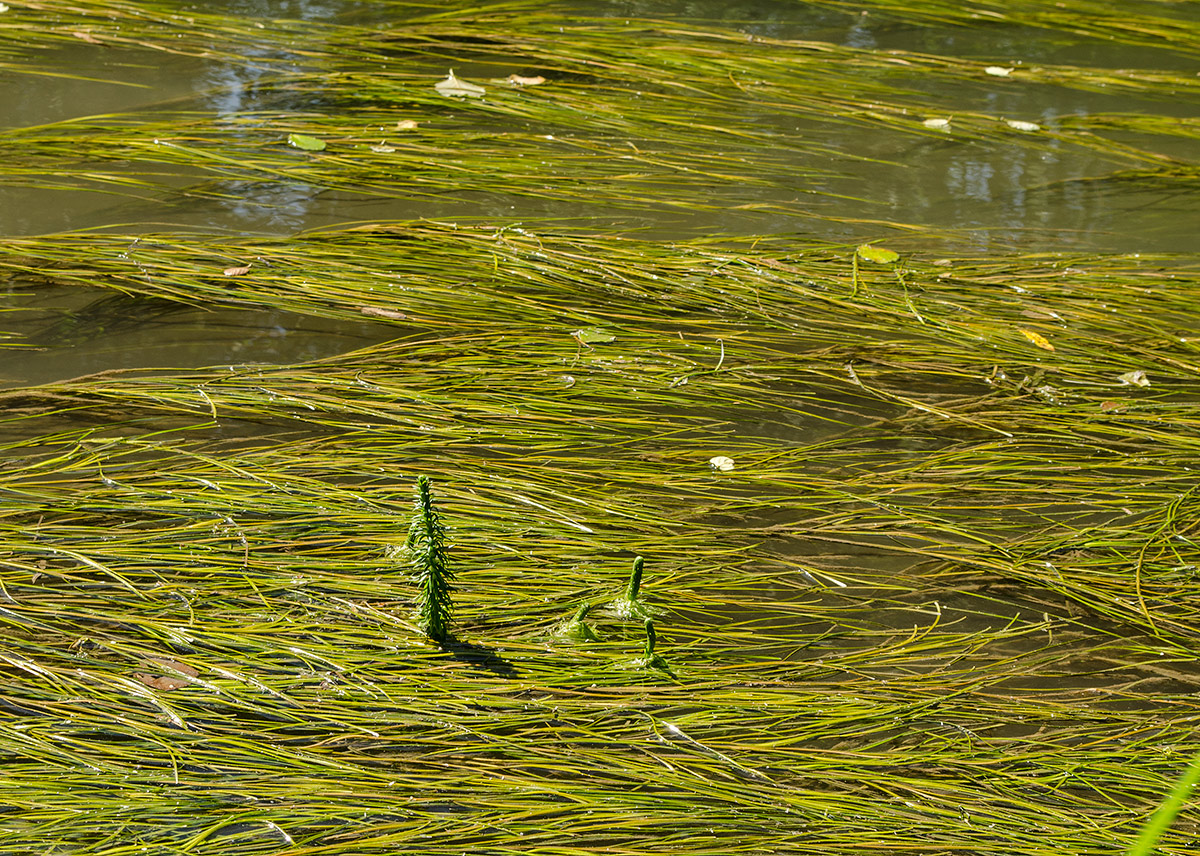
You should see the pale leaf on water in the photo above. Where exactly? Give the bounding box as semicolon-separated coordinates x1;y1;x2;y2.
1006;119;1041;132
985;66;1014;76
287;133;326;151
1020;328;1055;351
857;244;899;264
572;327;615;344
1118;370;1150;387
223;265;251;276
370;143;397;153
436;69;486;99
395;119;419;130
923;118;951;130
507;74;546;86
708;455;735;472
360;306;407;320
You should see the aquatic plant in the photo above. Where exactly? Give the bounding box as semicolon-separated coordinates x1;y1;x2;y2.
405;474;454;644
0;2;1197;855
555;602;600;643
624;555;644;602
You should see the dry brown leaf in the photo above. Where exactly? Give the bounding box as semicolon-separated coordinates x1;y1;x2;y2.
134;673;191;691
360;306;407;320
1020;328;1055;351
134;658;199;691
144;657;199;677
223;265;251;276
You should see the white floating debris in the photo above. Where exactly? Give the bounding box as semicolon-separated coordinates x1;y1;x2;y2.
1117;370;1150;387
708;455;735;472
985;66;1014;77
435;69;486;99
1006;119;1041;132
923;118;951;130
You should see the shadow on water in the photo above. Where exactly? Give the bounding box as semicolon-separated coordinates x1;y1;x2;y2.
443;637;518;678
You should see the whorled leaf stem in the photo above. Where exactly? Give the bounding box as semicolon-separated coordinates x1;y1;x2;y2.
406;474;454;645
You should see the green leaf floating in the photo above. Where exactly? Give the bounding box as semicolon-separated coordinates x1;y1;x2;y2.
572;327;615;344
856;244;899;264
287;133;326;151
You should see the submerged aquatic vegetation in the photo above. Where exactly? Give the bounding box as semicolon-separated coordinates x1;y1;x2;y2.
0;1;1198;855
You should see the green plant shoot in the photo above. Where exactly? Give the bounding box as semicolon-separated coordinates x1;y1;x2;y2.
406;474;454;644
642;617;657;659
625;556;645;602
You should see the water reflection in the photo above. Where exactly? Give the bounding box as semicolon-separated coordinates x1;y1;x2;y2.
0;0;1193;251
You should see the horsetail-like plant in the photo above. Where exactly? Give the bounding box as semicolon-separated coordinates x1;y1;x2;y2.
405;475;454;645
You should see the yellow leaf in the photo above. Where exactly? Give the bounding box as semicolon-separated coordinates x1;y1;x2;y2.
1020;328;1055;351
856;244;899;264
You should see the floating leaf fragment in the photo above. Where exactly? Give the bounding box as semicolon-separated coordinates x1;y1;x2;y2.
134;673;192;691
287;133;326;151
1100;400;1124;412
370;143;397;153
923;118;951;130
359;306;407;320
0;4;10;12
1006;119;1041;132
134;658;199;691
985;66;1014;77
436;69;486;99
1118;369;1150;387
507;74;546;86
572;327;615;345
857;244;899;264
223;265;251;276
1020;328;1055;351
708;455;735;472
72;31;105;44
395;119;419;131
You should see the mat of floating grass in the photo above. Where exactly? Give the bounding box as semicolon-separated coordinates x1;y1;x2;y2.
1;1;1199;854
2;224;1200;853
1;2;1196;234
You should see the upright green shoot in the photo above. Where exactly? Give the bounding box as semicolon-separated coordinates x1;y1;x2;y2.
625;556;645;602
406;474;454;645
641;618;671;674
642;617;657;660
